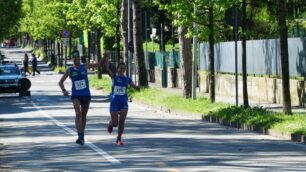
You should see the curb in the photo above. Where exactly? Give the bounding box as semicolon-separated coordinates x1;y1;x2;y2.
202;115;306;144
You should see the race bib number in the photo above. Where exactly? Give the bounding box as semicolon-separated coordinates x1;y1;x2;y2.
114;86;126;95
74;80;86;90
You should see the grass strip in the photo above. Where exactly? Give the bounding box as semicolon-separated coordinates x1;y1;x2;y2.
89;75;306;135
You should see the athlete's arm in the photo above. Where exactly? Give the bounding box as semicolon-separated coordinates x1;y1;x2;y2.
59;69;70;96
86;58;104;69
86;51;108;69
103;53;114;79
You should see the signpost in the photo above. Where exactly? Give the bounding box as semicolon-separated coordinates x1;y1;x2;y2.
225;6;242;106
61;29;70;69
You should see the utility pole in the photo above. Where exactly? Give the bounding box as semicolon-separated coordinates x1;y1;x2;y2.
192;4;198;100
145;11;148;70
127;0;132;78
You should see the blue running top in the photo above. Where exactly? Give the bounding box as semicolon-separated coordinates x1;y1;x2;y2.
69;64;91;96
110;75;132;103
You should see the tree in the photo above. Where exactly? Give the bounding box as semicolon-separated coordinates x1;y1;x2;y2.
256;0;293;114
208;5;215;102
178;26;193;98
154;0;193;98
67;0;119;78
278;0;292;114
121;0;129;66
0;0;22;40
241;0;249;107
132;0;148;87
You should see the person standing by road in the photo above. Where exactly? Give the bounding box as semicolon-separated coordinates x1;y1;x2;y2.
58;50;105;145
31;53;40;76
104;52;140;145
23;53;31;76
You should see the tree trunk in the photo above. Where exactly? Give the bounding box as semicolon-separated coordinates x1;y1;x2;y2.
178;26;192;98
208;6;215;103
242;0;249;107
278;0;292;114
121;0;128;65
96;29;102;79
132;0;148;87
116;0;121;66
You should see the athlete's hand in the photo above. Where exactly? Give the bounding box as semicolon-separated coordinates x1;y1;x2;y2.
63;90;70;96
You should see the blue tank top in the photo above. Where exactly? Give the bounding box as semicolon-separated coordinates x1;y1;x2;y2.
69;64;91;96
111;75;132;103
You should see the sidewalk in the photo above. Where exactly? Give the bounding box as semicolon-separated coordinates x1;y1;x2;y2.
148;82;306;113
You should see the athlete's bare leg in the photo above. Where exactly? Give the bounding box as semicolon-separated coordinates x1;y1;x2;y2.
118;109;128;140
72;98;82;133
110;111;119;127
80;103;90;132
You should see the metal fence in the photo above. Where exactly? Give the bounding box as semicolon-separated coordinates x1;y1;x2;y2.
199;37;306;77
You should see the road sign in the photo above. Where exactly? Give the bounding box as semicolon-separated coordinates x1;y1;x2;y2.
62;29;70;38
225;6;242;27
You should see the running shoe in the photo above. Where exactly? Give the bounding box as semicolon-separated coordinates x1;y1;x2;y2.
107;124;113;134
116;139;123;145
76;138;84;145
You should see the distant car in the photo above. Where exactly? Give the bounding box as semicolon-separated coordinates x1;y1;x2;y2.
0;62;31;96
2;39;16;47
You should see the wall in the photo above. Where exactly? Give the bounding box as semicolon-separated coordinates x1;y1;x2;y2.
199;71;306;106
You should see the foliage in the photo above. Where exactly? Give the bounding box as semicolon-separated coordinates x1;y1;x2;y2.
67;0;119;37
208;106;306;135
20;0;67;40
54;66;66;73
20;0;120;41
0;0;23;40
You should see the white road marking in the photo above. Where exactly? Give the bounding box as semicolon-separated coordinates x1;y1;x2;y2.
30;101;121;165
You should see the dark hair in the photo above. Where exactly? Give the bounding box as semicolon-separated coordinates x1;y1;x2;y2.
72;50;80;58
117;62;126;68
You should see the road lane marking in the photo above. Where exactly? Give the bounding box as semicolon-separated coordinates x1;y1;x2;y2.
30;101;121;165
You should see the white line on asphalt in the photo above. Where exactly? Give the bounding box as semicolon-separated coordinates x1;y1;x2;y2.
30;101;121;165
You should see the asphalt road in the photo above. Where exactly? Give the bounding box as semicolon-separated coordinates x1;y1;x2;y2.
1;48;306;172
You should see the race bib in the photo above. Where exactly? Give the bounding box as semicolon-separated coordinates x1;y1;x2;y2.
114;86;126;95
74;80;86;90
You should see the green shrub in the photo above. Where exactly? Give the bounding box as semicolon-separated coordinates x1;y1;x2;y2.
54;66;65;73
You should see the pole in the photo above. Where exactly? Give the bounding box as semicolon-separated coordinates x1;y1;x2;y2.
127;0;132;78
152;37;155;52
161;23;164;52
172;22;174;50
192;4;197;100
234;9;238;105
64;44;67;69
145;11;148;70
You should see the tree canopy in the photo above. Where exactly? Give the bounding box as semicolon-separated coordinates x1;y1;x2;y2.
0;0;23;40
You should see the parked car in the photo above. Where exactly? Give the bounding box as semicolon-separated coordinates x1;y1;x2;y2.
0;62;31;96
2;39;16;47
